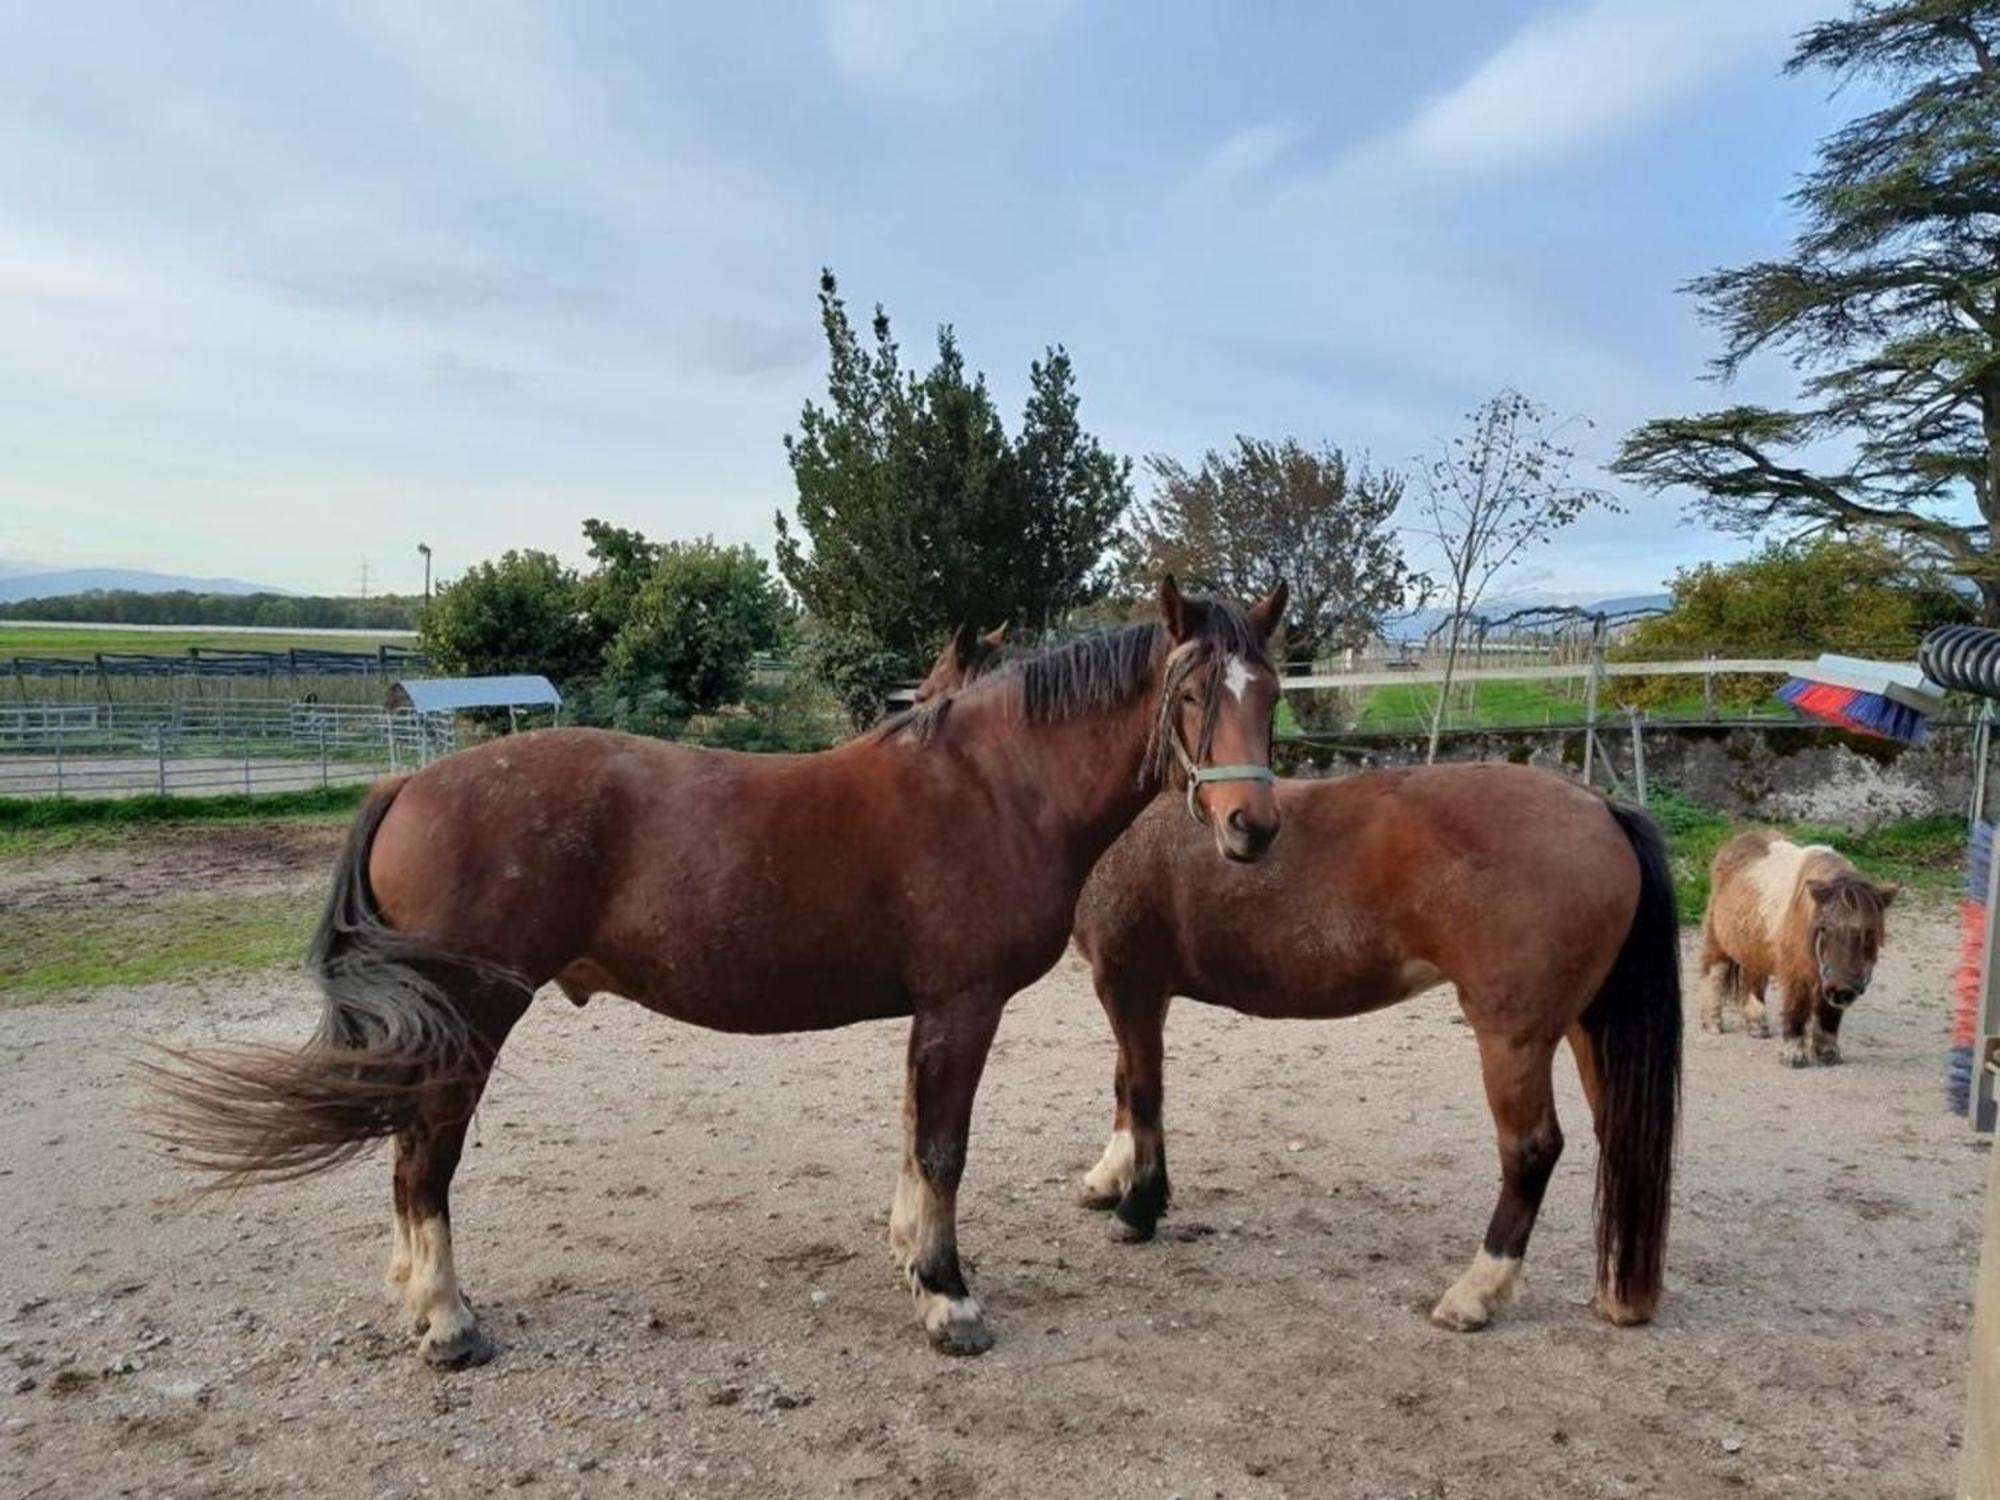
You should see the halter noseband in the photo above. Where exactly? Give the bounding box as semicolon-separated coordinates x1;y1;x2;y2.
1165;704;1277;823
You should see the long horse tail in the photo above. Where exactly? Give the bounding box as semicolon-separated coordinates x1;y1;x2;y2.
1579;800;1683;1323
146;776;516;1190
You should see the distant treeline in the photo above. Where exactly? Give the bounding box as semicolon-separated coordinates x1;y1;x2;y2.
0;590;422;630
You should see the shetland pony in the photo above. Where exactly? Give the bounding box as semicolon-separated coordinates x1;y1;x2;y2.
1697;831;1896;1066
151;580;1287;1364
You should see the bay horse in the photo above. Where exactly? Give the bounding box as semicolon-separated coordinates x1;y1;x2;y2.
1697;831;1896;1067
924;636;1682;1331
149;579;1288;1364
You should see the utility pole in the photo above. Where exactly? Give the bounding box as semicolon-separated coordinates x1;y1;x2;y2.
417;543;432;602
358;560;371;600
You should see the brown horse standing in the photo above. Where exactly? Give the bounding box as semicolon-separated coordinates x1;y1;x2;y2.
151;580;1286;1364
1077;770;1681;1330
1697;831;1896;1067
922;639;1682;1331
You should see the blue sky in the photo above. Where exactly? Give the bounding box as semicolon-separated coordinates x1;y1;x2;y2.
0;0;1841;597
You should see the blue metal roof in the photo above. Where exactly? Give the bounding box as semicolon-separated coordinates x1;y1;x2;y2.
391;675;562;713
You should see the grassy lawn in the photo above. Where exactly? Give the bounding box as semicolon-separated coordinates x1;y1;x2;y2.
0;625;412;658
1356;678;1590;732
0;792;361;1000
0;889;317;1000
0;785;367;856
1344;679;1782;734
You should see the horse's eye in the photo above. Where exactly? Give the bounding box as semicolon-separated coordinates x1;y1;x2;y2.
1179;689;1200;706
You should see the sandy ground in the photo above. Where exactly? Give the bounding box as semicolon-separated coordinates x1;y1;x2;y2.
0;857;1988;1498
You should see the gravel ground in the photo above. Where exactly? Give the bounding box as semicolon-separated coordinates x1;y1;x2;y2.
0;890;1986;1499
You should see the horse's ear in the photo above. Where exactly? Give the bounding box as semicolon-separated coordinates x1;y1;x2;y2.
950;621;977;669
1248;580;1289;641
982;621;1009;647
1806;878;1837;904
1159;575;1192;642
1874;881;1900;909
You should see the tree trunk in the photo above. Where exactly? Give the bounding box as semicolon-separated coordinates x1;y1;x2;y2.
1983;380;2000;625
1426;620;1463;765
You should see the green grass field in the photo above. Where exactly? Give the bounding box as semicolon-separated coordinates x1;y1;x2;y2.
1343;679;1779;734
0;889;318;999
0;625;413;658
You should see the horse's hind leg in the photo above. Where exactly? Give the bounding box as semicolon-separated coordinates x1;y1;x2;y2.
1695;929;1730;1033
391;984;527;1367
1431;1028;1562;1332
889;995;1004;1355
1740;970;1772;1039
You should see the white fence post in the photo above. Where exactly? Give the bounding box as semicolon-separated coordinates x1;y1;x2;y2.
1628;706;1648;807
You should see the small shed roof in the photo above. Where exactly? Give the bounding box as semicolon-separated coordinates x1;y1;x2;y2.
390;675;562;713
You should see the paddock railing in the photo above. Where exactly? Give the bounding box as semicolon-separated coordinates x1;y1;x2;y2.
0;701;458;799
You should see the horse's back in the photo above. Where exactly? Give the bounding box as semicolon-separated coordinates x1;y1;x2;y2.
364;728;909;1005
1704;830;1847;971
1078;761;1639;1016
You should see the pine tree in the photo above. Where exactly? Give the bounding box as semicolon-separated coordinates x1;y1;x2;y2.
1616;2;2000;619
777;271;1131;669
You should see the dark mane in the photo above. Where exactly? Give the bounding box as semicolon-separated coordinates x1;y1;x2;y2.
870;696;955;745
1016;622;1163;725
874;594;1269;759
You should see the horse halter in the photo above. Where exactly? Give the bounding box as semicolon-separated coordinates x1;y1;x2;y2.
1162;670;1277;824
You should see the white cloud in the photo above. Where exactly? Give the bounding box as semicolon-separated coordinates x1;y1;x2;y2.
822;0;1074;104
1194;122;1307;186
1365;0;1819;177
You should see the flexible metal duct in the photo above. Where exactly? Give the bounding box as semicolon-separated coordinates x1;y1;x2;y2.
1921;624;2000;699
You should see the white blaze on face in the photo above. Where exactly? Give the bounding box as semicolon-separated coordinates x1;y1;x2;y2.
1223;655;1253;703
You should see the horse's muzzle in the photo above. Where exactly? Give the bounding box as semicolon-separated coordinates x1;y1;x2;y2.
1219;808;1278;863
1823;987;1858;1009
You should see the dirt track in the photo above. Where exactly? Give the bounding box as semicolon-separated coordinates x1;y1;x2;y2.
0;901;1986;1498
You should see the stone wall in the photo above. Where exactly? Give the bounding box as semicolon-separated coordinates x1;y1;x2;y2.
1275;722;1983;830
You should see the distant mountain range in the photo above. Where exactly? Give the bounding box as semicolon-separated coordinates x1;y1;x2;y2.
0;566;288;603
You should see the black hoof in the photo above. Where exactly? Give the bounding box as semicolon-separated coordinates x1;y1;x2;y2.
927;1316;994;1356
1108;1212;1157;1244
421;1324;495;1369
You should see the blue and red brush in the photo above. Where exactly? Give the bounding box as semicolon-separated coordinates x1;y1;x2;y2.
1774;654;1942;744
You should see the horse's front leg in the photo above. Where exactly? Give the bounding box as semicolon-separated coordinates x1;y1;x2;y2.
1777;980;1814;1068
889;995;1005;1355
1081;985;1171;1242
1809;997;1846;1065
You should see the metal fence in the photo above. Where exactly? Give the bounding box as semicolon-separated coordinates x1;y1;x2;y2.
0;700;457;799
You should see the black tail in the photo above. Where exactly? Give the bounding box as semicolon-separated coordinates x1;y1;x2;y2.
146;777;521;1189
1580;801;1683;1321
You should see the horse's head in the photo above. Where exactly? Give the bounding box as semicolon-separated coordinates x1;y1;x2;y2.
1806;873;1897;1008
914;622;1009;704
1155;576;1287;863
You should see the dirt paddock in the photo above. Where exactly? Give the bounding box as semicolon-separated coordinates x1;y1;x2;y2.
0;882;1988;1498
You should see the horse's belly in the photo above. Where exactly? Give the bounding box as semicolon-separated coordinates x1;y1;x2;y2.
1183;959;1445;1021
584;947;914;1035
